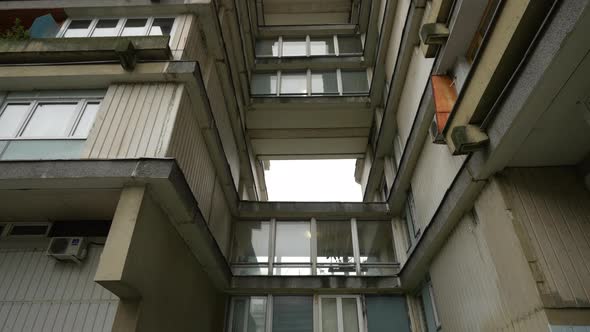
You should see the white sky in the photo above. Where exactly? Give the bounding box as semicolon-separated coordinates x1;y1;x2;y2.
264;159;362;202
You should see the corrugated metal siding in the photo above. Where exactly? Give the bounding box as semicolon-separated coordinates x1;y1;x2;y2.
502;167;590;308
166;89;217;221
83;83;182;159
430;179;550;331
0;246;118;332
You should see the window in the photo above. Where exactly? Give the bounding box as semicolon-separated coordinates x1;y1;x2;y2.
60;17;175;38
366;296;412;332
419;281;441;332
230;297;267;332
254;35;362;58
252;70;369;97
0;91;104;160
272;296;313;332
7;223;51;237
281;38;307;57
273;221;311;275
319;296;363;332
317;221;355;275
341;70;369;94
404;190;419;248
310;36;336;56
231;221;270;276
337;36;363;55
279;72;308;95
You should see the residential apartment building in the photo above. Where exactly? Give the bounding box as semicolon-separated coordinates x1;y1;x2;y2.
0;0;589;331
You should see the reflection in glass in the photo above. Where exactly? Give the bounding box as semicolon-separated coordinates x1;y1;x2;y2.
256;39;280;57
64;20;92;37
150;18;174;36
342;298;360;332
273;266;312;276
357;221;395;263
317;221;354;264
274;222;310;263
121;18;148;36
341;70;369;94
232;221;270;263
0;104;30;138
231;298;247;332
21;103;78;137
280;72;307;95
272;296;313;332
91;19;119;37
310;37;335;56
231;297;267;332
338;36;363;54
251;73;278;95
282;38;307;57
311;71;338;95
232;266;269;276
321;298;338;332
73;102;100;137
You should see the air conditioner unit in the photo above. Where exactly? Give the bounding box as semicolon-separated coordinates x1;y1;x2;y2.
47;237;88;263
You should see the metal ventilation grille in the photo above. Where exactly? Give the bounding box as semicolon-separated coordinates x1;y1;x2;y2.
48;237;70;254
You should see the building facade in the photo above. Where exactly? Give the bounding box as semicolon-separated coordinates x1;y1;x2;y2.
0;0;589;331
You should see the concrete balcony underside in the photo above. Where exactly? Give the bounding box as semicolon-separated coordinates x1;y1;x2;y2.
248;96;372;159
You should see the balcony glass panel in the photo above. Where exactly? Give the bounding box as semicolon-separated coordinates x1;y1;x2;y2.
149;18;174;36
280;72;307;95
64;20;92;37
282;38;307;57
252;73;278;95
274;222;310;263
232;221;270;263
21;103;78;138
0;104;30;138
232;266;269;276
338;36;363;55
0;140;85;160
256;39;280;57
91;19;119;37
317;221;354;264
341;70;369;94
273;266;312;276
357;221;395;263
311;71;338;95
310;36;335;56
73;102;100;137
272;296;313;332
231;297;267;332
121;18;148;36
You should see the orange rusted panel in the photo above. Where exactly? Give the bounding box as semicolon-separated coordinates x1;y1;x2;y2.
431;75;458;133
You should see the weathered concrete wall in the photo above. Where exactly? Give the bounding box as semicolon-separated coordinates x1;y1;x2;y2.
96;186;226;332
429;179;549;331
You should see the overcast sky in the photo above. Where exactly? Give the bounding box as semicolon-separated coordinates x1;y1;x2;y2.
264;159;362;202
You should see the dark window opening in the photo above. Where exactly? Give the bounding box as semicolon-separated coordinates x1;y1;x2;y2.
49;220;111;237
9;224;50;236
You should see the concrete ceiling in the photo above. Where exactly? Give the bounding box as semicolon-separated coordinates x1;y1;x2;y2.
509;51;590;167
262;0;354;25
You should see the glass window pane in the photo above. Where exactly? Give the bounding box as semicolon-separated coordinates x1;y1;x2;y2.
1;140;84;160
21;103;78;138
121;18;148;36
150;18;174;36
91;19;119;37
357;221;395;263
274;222;310;263
0;104;30;138
310;37;335;56
280;72;307;95
252;73;278;95
231;298;247;332
311;71;338;95
273;266;312;276
248;297;267;332
73;102;100;137
366;296;411;332
272;296;313;332
317;221;354;264
64;20;92;37
256;39;279;57
232;266;269;276
321;298;338;332
360;266;396;276
342;298;360;332
341;70;369;94
232;221;270;263
338;36;363;55
282;38;307;57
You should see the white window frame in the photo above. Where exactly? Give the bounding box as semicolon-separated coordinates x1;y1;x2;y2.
428;283;442;329
318;295;364;332
57;17;177;39
255;35;363;58
0;93;103;140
